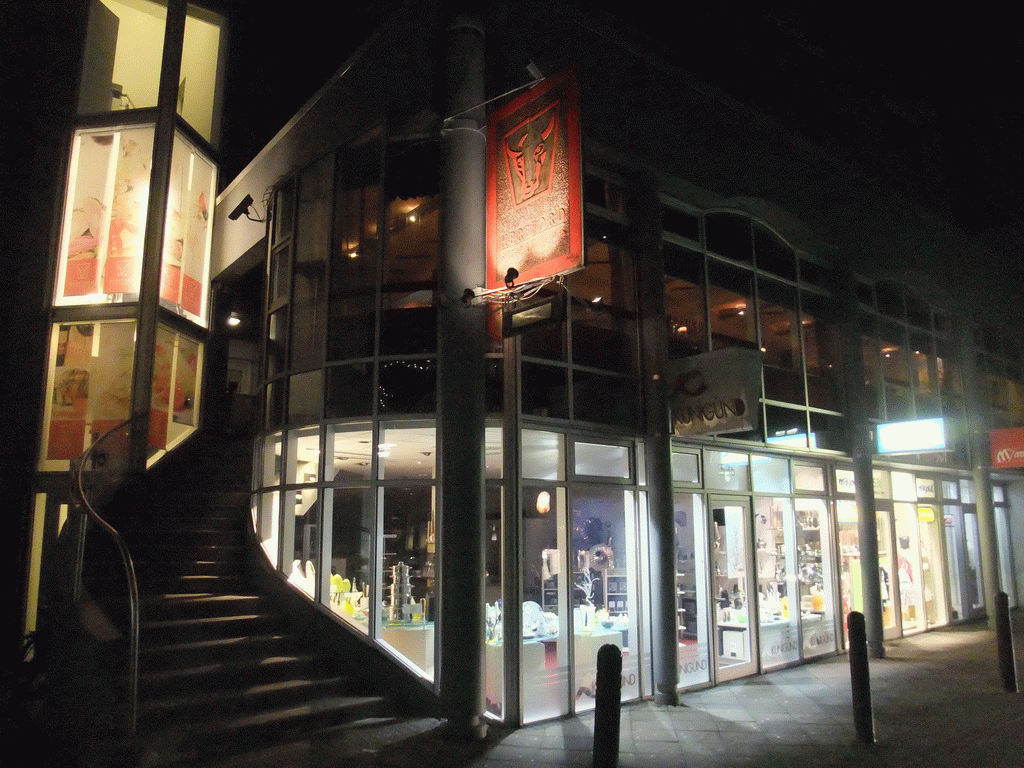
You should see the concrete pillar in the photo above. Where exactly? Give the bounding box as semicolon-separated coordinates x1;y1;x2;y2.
632;181;679;703
437;13;487;739
128;0;187;472
836;268;885;657
959;325;1001;628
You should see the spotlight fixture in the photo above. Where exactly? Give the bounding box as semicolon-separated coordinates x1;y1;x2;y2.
226;311;241;327
504;267;519;289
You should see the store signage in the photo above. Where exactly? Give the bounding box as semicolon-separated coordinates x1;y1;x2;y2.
916;477;935;498
487;69;583;290
667;348;762;436
876;417;947;454
918;505;936;523
990;427;1024;469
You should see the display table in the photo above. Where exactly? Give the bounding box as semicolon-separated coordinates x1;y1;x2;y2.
381;622;434;675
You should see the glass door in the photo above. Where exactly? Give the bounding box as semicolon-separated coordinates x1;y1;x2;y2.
917;503;948;627
711;498;757;681
893;502;925;634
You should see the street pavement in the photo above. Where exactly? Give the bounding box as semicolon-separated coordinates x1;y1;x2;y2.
375;611;1024;768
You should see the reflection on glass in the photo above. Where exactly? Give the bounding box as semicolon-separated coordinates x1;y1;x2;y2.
56;126;155;304
569;488;639;713
894;503;924;633
262;432;282;487
380;486;436;680
755;498;799;669
259;491;279;567
796;498;836;656
877;511;897;632
917;504;947;626
706;451;750;491
383;195;440;284
42;321;136;465
285;488;320;599
522;430;564;481
944;506;965;621
713;503;753;677
287;427;320;484
78;0;166;114
522;484;567;722
964;512;984;611
664;242;706;357
326;487;373;634
709;262;755;350
759;279;803;404
484;487;503;719
675;493;710;688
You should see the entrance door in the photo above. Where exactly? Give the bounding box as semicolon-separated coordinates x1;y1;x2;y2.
710;498;757;680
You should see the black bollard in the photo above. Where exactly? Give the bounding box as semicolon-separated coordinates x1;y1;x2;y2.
593;644;622;768
848;611;875;744
996;591;1018;693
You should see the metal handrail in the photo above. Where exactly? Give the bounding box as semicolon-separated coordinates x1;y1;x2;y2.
68;416;142;737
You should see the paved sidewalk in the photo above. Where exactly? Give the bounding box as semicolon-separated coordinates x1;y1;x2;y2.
377;613;1024;768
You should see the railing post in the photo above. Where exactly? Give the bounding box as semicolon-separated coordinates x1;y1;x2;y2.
593;644;622;768
848;611;875;744
996;591;1018;693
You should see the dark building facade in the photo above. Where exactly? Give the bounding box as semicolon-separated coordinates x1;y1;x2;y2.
14;0;1024;736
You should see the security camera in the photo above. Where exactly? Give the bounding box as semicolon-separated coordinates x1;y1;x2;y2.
228;194;255;221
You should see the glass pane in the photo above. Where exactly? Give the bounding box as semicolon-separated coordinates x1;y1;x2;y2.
753;223;795;280
324;363;373;418
894;503;925;633
78;0;166;114
708;261;756;350
796;499;836;656
570;488;640;712
378;425;436;481
287;369;323;426
573;371;638;430
751;455;791;494
381;486;436;680
568;239;636;372
522;484;567;722
793;464;825;493
285;488;320;599
179;5;226;143
670;451;700;485
964;512;984;611
259;491;280;567
484;426;503;480
149;326;176;451
996;507;1016;606
326;487;374;633
522;362;568;420
918;504;947;626
705;213;752;263
155;328;201;452
327;425;373;482
522;430;564;481
705;451;750;492
160;132;214;324
378;359;436;415
327;292;375;361
291;155;332;370
664;242;707;357
891;471;916;501
755;498;799;669
712;502;754;676
574;442;629;479
383;195;440;284
261;432;282;487
802;291;843;411
380;293;436;355
55;126;155;305
877;512;897;632
484;487;504;719
287;426;320;484
836;500;859;636
675;493;710;688
759;279;803;404
333;143;380;293
41;321;136;465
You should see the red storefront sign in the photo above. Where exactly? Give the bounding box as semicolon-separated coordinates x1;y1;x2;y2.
486;69;583;290
991;427;1024;469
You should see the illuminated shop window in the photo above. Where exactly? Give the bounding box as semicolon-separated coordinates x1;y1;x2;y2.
148;325;202;464
160;132;215;326
40;320;136;469
55;125;155;305
78;0;167;115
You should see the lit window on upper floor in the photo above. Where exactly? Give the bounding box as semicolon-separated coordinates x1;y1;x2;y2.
78;1;226;146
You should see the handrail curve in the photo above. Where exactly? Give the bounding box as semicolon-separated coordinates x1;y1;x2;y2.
68;416;143;737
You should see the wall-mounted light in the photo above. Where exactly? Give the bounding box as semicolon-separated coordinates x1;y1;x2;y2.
227;311;241;327
536;491;551;515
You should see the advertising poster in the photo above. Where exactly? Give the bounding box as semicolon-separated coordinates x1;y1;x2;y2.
991;427;1024;469
487;69;583;290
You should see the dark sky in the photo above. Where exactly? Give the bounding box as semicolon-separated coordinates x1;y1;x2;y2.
217;3;1021;237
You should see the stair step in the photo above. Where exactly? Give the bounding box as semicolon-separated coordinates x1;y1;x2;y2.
142;593;268;620
140;654;329;697
143;613;286;643
138;675;349;724
141;632;294;670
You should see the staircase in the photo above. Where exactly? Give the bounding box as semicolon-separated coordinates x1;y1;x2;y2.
87;431;441;768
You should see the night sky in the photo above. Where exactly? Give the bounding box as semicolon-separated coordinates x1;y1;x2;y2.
216;3;1022;241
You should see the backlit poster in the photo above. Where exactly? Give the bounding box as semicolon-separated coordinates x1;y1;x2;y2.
487;69;582;290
